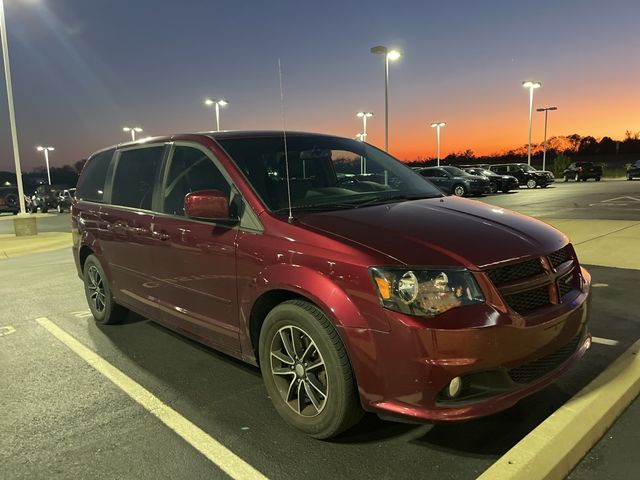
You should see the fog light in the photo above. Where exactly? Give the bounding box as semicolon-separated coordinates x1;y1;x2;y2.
447;377;463;398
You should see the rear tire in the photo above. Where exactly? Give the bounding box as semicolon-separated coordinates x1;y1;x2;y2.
489;182;498;194
57;204;63;213
83;254;126;325
595;177;601;182
502;188;510;193
526;179;537;189
258;300;363;439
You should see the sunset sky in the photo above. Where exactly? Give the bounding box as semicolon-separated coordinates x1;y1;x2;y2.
0;0;639;170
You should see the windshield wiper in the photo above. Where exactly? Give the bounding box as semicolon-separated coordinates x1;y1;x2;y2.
272;203;358;215
350;193;442;208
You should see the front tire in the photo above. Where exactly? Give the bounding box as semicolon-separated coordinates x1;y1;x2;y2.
452;184;466;196
57;204;63;213
83;254;126;325
258;300;363;439
595;177;601;182
526;179;537;189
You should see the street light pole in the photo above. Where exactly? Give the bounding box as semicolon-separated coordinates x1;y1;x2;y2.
356;112;373;142
536;106;558;172
205;98;228;132
36;146;54;185
430;122;446;166
371;46;401;152
0;0;26;214
123;126;143;141
522;80;542;166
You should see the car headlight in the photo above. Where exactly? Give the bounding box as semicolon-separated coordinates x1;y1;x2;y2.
370;268;485;317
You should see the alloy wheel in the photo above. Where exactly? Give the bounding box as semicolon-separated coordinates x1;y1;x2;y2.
526;179;537;189
453;185;465;196
270;325;328;417
86;265;106;313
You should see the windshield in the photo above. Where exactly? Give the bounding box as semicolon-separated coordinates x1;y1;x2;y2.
442;166;467;176
217;135;443;213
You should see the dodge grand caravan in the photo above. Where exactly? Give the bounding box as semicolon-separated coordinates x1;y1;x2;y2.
72;131;591;439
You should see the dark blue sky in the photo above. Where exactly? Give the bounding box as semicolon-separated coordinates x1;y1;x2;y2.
1;0;639;169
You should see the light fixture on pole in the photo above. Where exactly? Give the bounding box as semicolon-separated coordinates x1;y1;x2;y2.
0;0;27;215
123;126;143;141
536;106;558;172
356;112;373;142
36;146;54;185
370;46;402;152
204;98;228;132
430;122;446;167
522;80;542;166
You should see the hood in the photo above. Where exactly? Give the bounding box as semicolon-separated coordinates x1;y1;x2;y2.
295;197;567;270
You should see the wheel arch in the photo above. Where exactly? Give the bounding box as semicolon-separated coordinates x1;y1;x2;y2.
244;264;374;364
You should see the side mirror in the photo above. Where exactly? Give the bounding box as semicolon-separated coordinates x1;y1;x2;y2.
184;190;235;221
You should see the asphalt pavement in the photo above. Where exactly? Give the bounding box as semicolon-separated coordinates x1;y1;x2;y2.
1;179;639;480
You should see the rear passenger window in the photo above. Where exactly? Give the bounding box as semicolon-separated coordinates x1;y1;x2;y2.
111;146;164;210
161;146;230;216
76;149;114;202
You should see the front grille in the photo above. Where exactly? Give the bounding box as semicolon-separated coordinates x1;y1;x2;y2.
548;247;571;268
486;246;579;316
508;333;582;384
487;258;544;286
504;285;550;314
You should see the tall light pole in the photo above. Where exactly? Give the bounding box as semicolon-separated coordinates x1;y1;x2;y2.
36;146;54;185
371;46;402;152
536;106;558;172
204;98;228;132
123;126;143;141
0;0;27;215
356;112;373;142
522;80;542;166
430;122;446;166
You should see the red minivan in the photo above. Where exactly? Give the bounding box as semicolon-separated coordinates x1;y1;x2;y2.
72;131;591;438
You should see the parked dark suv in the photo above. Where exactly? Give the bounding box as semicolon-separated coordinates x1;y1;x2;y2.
490;163;555;188
562;162;602;182
72;131;591;438
30;184;63;213
627;160;640;180
417;166;491;196
0;187;20;214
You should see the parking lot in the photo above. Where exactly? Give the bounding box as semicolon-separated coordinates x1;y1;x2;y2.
1;179;639;479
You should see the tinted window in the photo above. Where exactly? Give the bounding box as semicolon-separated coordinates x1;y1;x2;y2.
442;166;465;176
492;165;507;174
76;149;114;202
161;146;230;216
218;135;442;212
111;146;164;210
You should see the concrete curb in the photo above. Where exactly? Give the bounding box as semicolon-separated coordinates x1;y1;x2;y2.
0;232;72;259
477;338;640;480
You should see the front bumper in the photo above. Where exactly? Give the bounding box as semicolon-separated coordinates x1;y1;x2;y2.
342;267;591;422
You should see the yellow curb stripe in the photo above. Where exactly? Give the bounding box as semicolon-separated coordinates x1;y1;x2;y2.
477;338;640;480
36;317;268;480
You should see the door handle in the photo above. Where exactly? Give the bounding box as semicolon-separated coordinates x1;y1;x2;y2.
152;230;171;241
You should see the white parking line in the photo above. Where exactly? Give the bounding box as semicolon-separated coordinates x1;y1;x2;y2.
592;336;620;346
35;317;268;480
